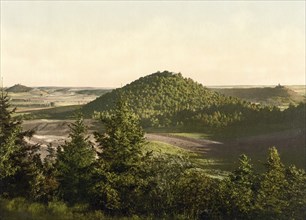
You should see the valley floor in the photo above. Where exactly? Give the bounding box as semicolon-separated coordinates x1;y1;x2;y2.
22;119;306;172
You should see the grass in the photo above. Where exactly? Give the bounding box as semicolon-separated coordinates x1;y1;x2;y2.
168;133;212;140
146;121;298;142
212;123;297;141
0;197;144;220
145;121;306;173
75;89;111;96
147;122;294;142
143;141;228;178
20;105;82;120
143;141;194;156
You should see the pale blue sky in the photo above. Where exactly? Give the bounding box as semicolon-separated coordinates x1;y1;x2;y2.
1;1;305;87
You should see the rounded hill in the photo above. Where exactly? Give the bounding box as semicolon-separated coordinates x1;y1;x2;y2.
83;71;242;128
6;84;33;93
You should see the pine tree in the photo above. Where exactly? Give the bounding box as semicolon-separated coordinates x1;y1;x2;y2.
255;147;288;219
175;169;218;219
33;143;59;202
95;98;145;173
55;113;95;204
0;89;42;198
92;98;146;213
284;165;306;219
0;127;21;179
0;90;20;139
224;154;256;219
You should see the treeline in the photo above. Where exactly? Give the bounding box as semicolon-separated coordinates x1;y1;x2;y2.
84;71;305;133
1;91;306;219
177;102;305;133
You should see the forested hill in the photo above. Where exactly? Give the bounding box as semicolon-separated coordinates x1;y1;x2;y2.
83;71;247;128
6;84;33;93
83;71;305;132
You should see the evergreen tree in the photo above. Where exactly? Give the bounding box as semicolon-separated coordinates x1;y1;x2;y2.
224;154;256;219
35;144;59;202
0;90;42;198
284;165;306;219
135;154;191;217
0;90;20;140
92;98;146;213
56;113;95;204
95;98;145;173
255;147;288;219
0;90;23;179
175;168;219;219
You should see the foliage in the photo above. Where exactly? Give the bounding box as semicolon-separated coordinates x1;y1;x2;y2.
24;105;82;120
94;99;145;173
134;153;192;217
254;147;289;219
84;71;305;136
55;113;96;204
222;155;256;219
0;197;107;220
75;89;111;96
91;98;147;214
0;90;42;199
175;168;221;219
220;148;306;220
284;165;306;219
83;71;246;129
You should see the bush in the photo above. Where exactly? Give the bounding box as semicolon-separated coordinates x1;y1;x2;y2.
28;202;46;216
6;197;29;212
48;200;70;215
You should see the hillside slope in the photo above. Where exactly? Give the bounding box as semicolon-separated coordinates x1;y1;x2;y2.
6;84;33;93
212;86;305;107
83;71;246;128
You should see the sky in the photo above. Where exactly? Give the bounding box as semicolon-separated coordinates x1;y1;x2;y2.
0;1;305;87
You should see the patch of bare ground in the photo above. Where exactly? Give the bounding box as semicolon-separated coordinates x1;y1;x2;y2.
23;119;101;158
23;120;305;171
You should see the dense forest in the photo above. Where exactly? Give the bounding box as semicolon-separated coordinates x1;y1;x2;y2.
1;89;305;219
84;71;305;135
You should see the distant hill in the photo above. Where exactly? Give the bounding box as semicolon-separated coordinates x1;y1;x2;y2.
211;86;305;107
6;84;33;93
75;89;112;96
83;71;247;128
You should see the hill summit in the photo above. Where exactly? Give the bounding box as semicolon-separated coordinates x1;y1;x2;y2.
6;84;33;93
83;71;241;128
